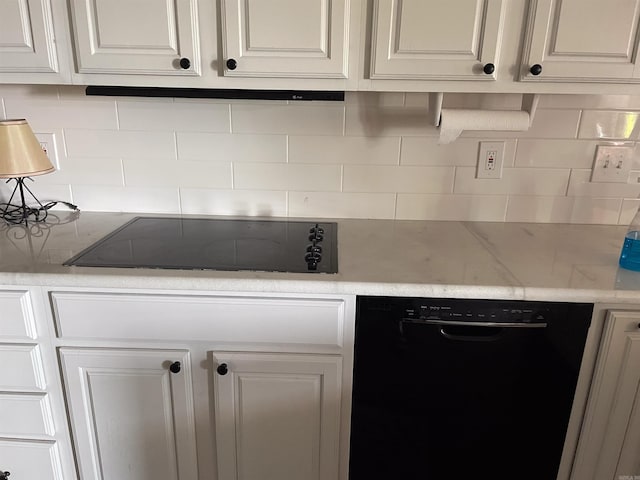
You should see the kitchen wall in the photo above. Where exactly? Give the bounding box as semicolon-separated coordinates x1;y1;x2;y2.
1;84;640;224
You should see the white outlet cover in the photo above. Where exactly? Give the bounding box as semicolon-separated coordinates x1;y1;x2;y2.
34;132;59;170
591;145;634;183
477;141;505;179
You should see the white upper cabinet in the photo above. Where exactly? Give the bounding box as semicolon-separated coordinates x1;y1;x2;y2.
0;0;71;82
369;0;505;80
521;0;640;82
220;0;350;78
69;0;200;76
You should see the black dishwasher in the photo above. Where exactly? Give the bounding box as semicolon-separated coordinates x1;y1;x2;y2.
349;296;593;480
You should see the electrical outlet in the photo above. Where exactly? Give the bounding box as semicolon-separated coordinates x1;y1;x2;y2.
477;141;505;179
591;145;634;183
34;132;59;169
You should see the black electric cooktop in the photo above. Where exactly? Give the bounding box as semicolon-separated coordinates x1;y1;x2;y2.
64;217;338;274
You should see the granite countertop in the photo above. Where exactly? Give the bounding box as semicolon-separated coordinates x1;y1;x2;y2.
1;211;639;303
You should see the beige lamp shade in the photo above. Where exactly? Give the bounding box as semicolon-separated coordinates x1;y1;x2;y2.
0;119;55;178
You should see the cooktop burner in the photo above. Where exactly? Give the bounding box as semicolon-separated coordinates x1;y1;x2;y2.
64;217;338;274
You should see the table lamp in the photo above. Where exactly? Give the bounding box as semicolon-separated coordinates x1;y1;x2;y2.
0;119;55;224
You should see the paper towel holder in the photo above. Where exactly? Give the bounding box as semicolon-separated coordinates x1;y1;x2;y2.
429;93;540;127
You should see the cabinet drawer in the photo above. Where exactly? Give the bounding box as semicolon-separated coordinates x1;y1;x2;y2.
0;439;63;479
0;290;37;340
0;344;45;390
0;393;54;436
51;292;345;347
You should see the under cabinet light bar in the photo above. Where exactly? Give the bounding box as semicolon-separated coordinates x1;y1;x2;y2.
85;86;344;102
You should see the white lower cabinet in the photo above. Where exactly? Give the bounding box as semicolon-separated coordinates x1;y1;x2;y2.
51;290;354;480
0;287;74;480
60;348;198;480
212;352;342;480
572;309;640;480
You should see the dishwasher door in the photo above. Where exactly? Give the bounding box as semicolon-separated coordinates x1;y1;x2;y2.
348;296;593;480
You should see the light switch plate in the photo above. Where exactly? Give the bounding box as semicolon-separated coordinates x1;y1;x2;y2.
591;145;633;183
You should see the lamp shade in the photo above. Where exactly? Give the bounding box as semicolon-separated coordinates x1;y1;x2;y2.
0;119;54;178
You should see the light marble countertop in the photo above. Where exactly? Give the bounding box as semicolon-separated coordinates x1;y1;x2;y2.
1;211;640;303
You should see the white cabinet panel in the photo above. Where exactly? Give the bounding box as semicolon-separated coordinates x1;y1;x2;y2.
69;0;200;75
369;0;505;80
0;439;64;480
0;393;54;437
0;0;59;73
60;348;198;480
52;292;345;348
212;352;342;480
572;310;640;479
0;290;37;340
522;0;640;82
221;0;349;78
0;344;45;391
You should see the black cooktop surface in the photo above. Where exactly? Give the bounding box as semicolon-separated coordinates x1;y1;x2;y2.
64;217;338;274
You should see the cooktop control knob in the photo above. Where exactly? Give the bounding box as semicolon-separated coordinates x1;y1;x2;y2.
307;245;322;254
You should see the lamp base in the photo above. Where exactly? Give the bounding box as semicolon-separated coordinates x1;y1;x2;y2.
1;177;48;225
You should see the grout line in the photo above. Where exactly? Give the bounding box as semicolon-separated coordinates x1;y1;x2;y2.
392;193;398;219
285;135;289;163
172;131;178;162
340;165;344;192
397;137;403;165
228;104;233;134
177;187;183;214
230;162;235;189
119;158;126;187
574;109;583;139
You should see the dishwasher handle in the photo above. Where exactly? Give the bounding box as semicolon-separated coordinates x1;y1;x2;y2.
404;318;548;329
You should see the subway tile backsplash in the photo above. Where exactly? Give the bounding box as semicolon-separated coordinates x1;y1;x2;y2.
2;85;640;224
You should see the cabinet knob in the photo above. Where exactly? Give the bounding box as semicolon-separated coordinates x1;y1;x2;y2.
530;64;543;76
179;58;191;69
483;63;495;75
216;363;228;375
226;58;237;70
0;471;10;480
169;361;181;374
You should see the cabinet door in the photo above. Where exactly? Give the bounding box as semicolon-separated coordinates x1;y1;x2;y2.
69;0;200;75
60;348;198;480
0;0;59;73
220;0;349;78
571;310;640;479
212;352;342;480
522;0;640;82
0;439;64;480
369;0;505;80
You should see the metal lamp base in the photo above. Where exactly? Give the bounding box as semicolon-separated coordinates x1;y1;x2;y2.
0;177;48;225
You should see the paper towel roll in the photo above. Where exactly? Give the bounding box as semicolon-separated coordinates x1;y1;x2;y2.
438;109;531;144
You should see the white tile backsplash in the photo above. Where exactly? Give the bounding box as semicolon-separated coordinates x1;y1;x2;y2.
177;132;286;163
2;85;640;224
343;165;455;193
72;186;181;213
289;135;400;165
454;167;571;196
118;100;231;132
234;163;342;191
231;104;344;135
179;189;287;217
288;192;396;219
123;159;232;188
515;140;597;168
65;129;177;160
578;110;640;139
396;194;508;221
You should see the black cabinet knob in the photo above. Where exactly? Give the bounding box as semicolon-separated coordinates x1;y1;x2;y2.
169;361;181;374
530;64;542;76
226;58;237;70
217;363;228;375
179;58;191;69
0;471;10;480
483;63;495;74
